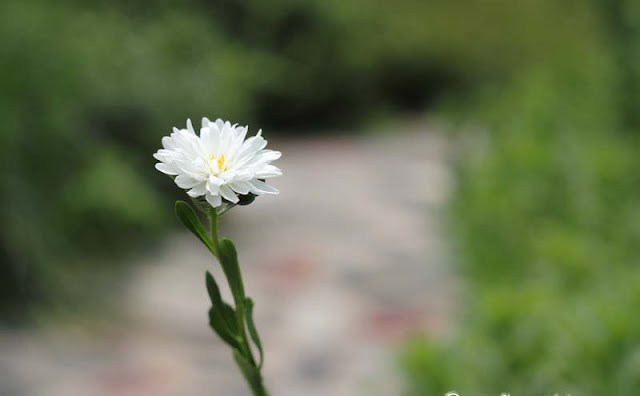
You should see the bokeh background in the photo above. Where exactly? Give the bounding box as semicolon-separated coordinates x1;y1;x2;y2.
2;0;640;395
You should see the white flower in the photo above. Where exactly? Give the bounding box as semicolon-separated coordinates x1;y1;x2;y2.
154;118;281;207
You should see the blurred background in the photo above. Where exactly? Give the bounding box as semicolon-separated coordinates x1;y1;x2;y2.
1;0;640;395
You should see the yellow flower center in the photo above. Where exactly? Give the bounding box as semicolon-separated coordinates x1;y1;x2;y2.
208;154;227;173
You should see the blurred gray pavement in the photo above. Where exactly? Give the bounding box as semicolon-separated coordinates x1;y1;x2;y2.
0;126;454;396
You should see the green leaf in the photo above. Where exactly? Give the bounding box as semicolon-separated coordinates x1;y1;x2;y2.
205;272;239;333
175;201;215;254
222;302;240;334
219;238;245;301
208;306;241;350
205;271;224;306
244;297;264;368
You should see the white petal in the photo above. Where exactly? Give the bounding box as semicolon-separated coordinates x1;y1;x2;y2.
191;157;211;175
174;159;199;176
220;123;232;146
175;174;201;189
242;136;268;156
154;149;180;163
220;169;252;182
235;136;268;166
245;150;281;167
200;127;213;154
187;183;207;197
220;184;239;203
257;150;282;162
155;163;178;175
162;136;176;150
255;165;282;178
230;126;248;152
207;175;223;194
229;181;251;194
186;119;196;134
249;179;279;195
236;170;254;181
171;130;201;159
205;192;222;207
203;123;221;155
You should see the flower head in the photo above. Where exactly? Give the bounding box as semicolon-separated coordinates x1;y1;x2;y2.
154;118;281;207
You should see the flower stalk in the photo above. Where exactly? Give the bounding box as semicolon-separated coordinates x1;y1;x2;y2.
156;118;279;396
175;201;268;396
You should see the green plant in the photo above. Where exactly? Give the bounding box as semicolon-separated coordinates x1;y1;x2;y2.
401;10;640;393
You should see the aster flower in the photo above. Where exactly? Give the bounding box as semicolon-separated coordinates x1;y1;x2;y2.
154;118;281;208
154;117;277;396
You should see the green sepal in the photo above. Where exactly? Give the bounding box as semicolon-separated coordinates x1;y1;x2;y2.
175;201;216;255
205;272;239;333
219;238;245;301
189;196;209;214
233;349;264;395
245;297;264;368
237;193;256;206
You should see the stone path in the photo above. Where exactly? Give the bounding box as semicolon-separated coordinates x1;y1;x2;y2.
0;126;454;396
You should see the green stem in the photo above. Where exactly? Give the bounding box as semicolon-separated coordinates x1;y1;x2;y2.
207;207;268;396
208;207;221;257
244;373;268;396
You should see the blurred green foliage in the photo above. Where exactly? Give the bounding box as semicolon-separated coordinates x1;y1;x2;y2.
2;7;639;395
0;0;280;320
3;0;599;319
402;0;640;394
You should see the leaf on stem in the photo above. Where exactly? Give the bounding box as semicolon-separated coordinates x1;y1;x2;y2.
206;272;239;333
175;201;215;253
219;238;245;301
244;297;264;368
222;303;239;334
209;306;242;350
